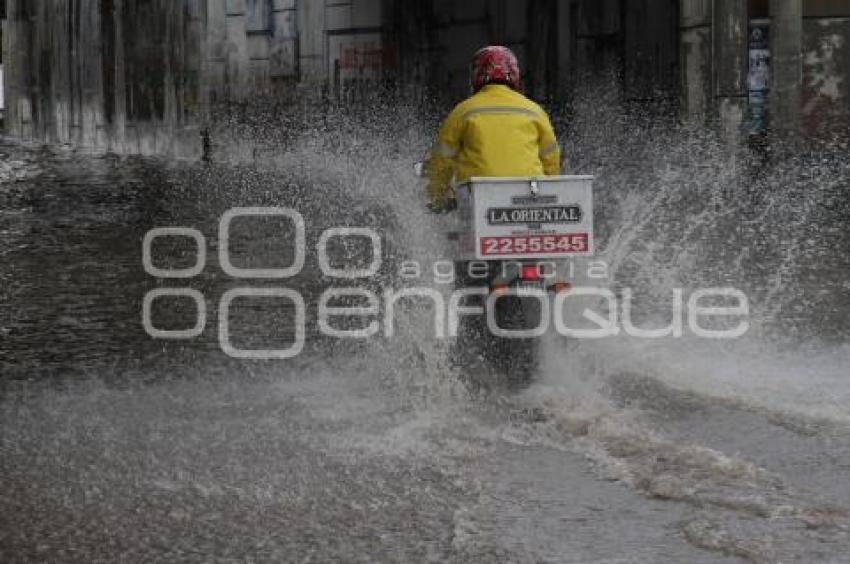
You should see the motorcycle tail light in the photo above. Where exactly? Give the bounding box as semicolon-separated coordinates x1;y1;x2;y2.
490;283;510;296
521;264;541;281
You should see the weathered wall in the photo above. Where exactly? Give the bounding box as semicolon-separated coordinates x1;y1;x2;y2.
392;0;679;104
571;0;622;83
3;0;204;157
0;0;5;115
679;0;850;135
1;0;684;155
802;17;850;134
679;0;749;131
204;0;298;103
714;0;749;134
680;0;712;120
771;0;803;132
325;0;389;99
5;0;847;155
623;0;680;102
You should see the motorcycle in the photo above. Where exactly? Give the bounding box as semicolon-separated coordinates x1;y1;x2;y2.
416;162;595;388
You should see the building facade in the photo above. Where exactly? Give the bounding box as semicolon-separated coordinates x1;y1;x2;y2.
1;0;848;157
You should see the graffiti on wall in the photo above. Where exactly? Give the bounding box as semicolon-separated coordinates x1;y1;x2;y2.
328;33;395;97
802;19;850;134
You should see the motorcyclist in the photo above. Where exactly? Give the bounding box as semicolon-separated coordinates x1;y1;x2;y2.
426;46;562;211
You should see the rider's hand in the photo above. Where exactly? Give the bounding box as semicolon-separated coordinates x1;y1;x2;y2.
427;198;457;214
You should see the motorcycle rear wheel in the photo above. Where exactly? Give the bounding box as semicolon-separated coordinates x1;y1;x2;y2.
454;283;540;391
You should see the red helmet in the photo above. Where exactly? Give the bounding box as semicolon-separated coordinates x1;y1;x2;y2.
470;46;521;92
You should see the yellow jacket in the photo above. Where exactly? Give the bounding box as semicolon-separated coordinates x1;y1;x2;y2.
427;84;561;205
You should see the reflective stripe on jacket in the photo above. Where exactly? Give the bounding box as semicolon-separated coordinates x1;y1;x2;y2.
427;84;561;205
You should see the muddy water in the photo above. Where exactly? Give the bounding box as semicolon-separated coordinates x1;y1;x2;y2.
1;114;849;564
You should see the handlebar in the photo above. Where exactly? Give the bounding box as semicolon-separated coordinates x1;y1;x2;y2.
426;199;457;214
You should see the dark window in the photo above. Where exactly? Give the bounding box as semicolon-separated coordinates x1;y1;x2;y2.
246;0;271;33
750;0;769;19
804;0;850;17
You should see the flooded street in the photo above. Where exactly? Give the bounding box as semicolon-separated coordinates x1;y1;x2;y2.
1;117;850;564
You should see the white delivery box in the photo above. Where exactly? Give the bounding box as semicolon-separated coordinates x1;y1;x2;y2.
454;175;594;261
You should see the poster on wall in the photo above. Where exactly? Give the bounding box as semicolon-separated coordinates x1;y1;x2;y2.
748;19;771;135
328;32;393;100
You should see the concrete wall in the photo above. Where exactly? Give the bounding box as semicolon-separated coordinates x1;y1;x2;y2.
205;0;298;103
3;0;204;157
571;0;622;85
1;0;684;155
679;0;749;131
771;0;803;132
801;16;850;134
392;0;680;104
1;0;302;155
325;0;389;99
291;0;389;97
680;0;712;120
714;0;749;134
679;0;850;135
4;0;848;155
623;0;680;102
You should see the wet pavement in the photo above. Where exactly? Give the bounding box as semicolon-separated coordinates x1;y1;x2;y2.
2;124;850;562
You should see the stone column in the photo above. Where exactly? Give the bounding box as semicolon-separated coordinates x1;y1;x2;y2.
712;0;748;139
680;0;712;121
770;0;802;133
1;9;11;133
297;0;325;84
4;0;31;138
225;0;249;100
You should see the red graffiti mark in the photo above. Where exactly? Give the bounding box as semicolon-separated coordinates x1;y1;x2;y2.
339;43;391;72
